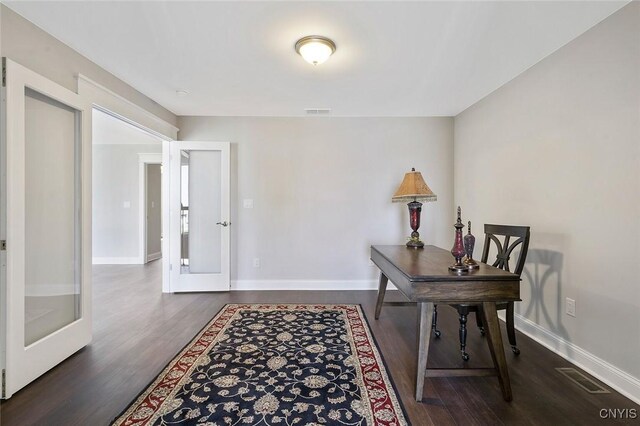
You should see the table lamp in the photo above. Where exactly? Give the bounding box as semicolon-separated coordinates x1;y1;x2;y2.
392;168;437;248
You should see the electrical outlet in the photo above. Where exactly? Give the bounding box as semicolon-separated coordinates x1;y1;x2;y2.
123;201;131;209
253;258;260;268
243;199;254;209
566;298;576;317
368;259;376;267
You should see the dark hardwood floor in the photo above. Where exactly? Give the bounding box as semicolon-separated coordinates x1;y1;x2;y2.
1;261;637;425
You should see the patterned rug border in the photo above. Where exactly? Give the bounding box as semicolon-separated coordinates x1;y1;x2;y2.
111;303;411;425
110;303;233;425
357;304;412;425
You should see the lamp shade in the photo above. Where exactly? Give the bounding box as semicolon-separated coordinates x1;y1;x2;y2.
392;168;437;203
295;36;336;65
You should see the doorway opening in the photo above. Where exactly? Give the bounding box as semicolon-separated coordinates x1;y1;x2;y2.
92;108;163;267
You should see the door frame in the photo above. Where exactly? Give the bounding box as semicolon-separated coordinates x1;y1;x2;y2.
80;90;175;289
138;153;162;264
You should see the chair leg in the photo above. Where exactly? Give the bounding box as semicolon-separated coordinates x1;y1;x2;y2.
475;311;485;336
506;302;520;355
459;310;470;361
432;305;441;338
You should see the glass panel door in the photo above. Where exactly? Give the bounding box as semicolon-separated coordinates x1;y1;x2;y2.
2;58;91;398
170;142;230;292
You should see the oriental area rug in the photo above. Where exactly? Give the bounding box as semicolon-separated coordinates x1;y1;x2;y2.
112;304;409;426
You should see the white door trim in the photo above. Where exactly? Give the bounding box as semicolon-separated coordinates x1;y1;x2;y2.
138;153;162;264
162;141;171;293
77;74;178;140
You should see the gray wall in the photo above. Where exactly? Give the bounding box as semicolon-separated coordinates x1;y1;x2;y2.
92;143;161;261
454;2;639;383
178;117;454;282
0;4;176;127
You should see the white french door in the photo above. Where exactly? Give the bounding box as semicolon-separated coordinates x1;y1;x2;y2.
169;141;230;292
1;58;91;398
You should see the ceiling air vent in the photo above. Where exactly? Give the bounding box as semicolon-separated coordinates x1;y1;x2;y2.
304;108;331;115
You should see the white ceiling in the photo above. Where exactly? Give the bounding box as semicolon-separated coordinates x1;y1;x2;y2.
5;1;628;117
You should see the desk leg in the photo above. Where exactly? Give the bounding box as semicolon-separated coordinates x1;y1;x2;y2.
481;302;513;401
416;302;434;401
374;273;388;320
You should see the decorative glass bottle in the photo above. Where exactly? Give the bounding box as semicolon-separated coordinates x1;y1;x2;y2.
463;221;479;270
449;206;469;273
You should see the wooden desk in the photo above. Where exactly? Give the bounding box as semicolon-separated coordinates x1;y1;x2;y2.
371;245;520;402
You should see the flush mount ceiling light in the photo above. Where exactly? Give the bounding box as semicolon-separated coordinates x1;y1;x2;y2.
295;36;336;65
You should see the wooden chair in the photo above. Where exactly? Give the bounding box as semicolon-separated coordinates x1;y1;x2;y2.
433;224;530;360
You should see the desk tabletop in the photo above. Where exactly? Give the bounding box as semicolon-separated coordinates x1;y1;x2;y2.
371;245;518;282
373;244;519;402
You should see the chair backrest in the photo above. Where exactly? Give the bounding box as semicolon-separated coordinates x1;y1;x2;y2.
480;224;531;276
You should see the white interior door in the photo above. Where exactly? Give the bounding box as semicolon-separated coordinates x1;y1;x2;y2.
1;58;91;398
169;141;230;292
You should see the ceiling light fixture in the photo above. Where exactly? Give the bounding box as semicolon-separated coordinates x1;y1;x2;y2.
295;36;336;65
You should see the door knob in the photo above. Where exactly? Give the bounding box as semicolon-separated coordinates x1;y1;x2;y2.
216;221;230;227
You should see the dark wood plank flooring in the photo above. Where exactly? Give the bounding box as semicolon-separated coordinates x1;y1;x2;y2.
1;261;637;425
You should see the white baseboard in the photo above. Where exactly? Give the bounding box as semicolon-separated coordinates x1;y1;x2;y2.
513;313;640;405
92;257;143;265
146;252;161;263
26;284;77;297
231;280;397;291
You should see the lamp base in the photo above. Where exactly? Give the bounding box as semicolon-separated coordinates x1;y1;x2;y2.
406;239;425;249
406;201;425;249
